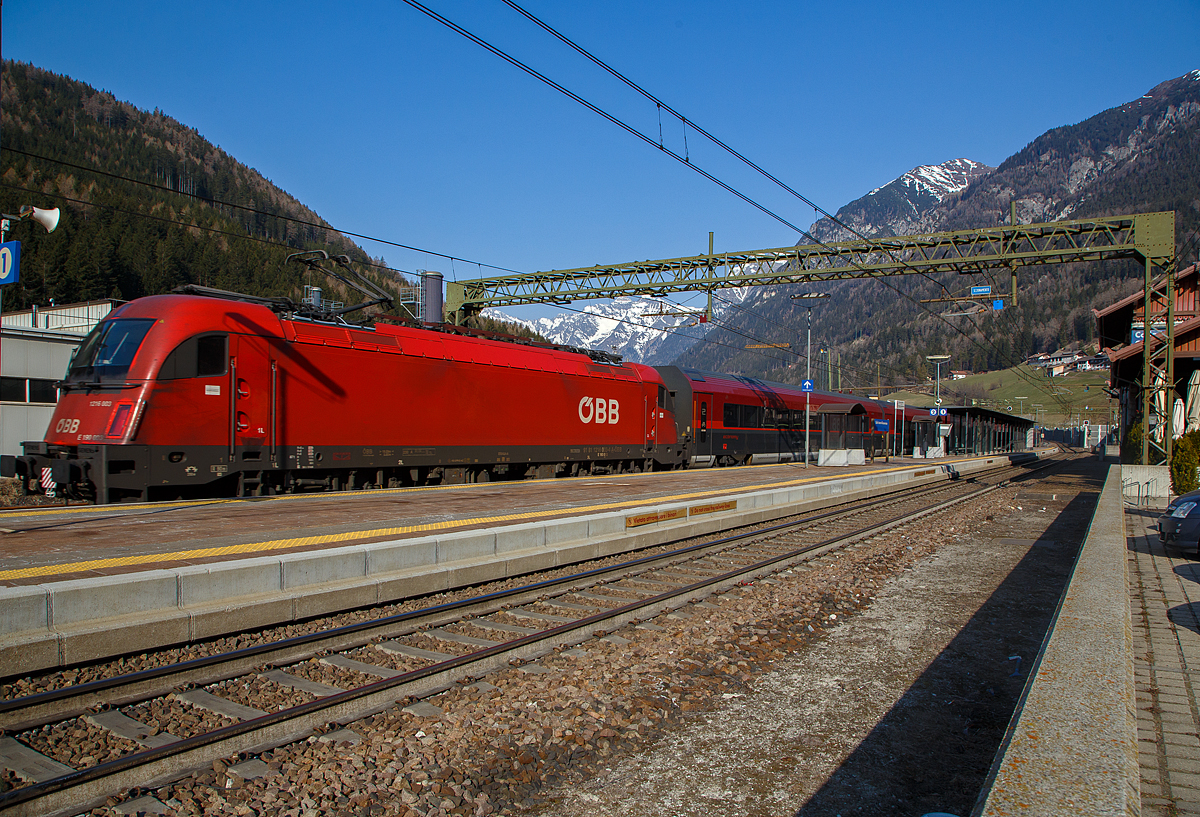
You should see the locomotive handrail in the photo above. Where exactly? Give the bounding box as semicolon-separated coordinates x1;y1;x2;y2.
54;380;140;392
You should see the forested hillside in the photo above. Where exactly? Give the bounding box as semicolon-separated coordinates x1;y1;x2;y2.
0;61;402;313
675;71;1200;393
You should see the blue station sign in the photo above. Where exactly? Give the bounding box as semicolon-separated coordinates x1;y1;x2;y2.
0;241;20;286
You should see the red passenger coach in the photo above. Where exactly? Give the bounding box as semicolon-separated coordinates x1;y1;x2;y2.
655;367;896;466
5;294;684;503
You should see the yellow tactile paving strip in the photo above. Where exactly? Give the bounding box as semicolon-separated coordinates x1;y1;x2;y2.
0;457;990;583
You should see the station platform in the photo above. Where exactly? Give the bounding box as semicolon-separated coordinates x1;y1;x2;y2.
0;452;1030;588
978;466;1200;816
1126;505;1200;815
0;452;1034;673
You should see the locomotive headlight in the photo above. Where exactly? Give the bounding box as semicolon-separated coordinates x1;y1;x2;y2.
106;403;134;438
1172;501;1198;518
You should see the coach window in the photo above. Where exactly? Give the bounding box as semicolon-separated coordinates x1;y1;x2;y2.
158;333;229;380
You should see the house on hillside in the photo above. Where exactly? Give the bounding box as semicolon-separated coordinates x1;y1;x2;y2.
1077;355;1111;371
1026;349;1093;376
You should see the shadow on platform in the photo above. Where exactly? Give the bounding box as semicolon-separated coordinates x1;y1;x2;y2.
793;460;1105;817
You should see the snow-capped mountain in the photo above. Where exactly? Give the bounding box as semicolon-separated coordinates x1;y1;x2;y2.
493;69;1200;378
679;69;1200;381
486;158;987;366
486;289;751;365
809;158;993;242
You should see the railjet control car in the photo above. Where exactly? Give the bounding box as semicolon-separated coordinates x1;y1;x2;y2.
2;290;926;503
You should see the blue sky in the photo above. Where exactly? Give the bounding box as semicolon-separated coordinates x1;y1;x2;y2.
5;1;1199;319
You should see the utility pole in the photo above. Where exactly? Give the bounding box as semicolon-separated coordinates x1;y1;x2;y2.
791;293;829;469
927;354;951;405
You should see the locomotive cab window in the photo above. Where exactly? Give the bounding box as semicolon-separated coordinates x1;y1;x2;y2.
657;385;675;411
158;333;229;380
68;318;156;382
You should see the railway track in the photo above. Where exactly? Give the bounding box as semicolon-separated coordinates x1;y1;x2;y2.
0;455;1064;817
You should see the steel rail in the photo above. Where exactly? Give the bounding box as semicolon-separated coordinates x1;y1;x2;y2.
0;462;1031;729
0;456;1063;817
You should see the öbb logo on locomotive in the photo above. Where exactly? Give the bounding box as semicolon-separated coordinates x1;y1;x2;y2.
578;397;620;424
54;418;80;434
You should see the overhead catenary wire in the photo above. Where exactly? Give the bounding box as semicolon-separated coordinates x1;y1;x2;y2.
0;182;434;294
1;147;523;277
2;162;904;385
498;0;1169;415
9;10;1119;413
15;13;1051;390
397;0;810;237
410;1;1073;402
495;0;982;297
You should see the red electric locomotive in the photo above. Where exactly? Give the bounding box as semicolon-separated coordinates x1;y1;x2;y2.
4;292;684;503
3;259;936;503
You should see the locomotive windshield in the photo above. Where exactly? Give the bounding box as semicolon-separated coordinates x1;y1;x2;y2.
67;318;156;382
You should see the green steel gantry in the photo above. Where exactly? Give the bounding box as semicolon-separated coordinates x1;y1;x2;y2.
444;211;1176;463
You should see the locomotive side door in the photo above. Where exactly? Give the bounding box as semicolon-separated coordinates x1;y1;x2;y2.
228;333;275;467
646;391;658;447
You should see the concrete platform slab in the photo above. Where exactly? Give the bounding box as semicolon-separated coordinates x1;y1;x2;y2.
0;453;1039;675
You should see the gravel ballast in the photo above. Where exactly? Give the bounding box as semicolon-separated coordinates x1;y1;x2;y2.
21;458;1103;817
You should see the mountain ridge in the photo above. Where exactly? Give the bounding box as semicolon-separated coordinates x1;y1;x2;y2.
673;69;1200;392
0;60;405;311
